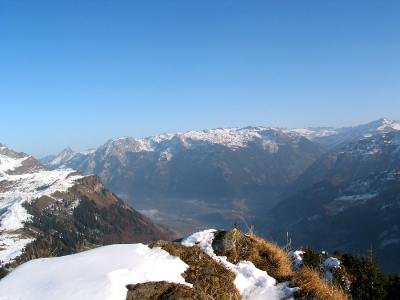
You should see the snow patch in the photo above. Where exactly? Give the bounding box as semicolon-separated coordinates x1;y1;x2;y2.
288;250;304;270
0;234;34;265
0;244;190;300
323;257;341;282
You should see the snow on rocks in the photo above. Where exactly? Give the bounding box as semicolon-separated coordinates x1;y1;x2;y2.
323;257;341;282
288;250;304;270
324;257;341;269
181;229;298;300
0;244;190;300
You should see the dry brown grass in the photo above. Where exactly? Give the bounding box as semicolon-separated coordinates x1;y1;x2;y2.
292;266;348;300
212;229;294;281
150;240;241;300
240;235;294;281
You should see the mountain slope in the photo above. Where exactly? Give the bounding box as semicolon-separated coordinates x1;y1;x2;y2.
260;120;400;273
0;144;172;271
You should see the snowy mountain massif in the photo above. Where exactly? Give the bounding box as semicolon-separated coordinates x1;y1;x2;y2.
42;126;325;234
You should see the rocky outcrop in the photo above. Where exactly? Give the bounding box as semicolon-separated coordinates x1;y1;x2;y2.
150;240;241;300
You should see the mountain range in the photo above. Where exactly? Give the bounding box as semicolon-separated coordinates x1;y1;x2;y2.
39;118;400;273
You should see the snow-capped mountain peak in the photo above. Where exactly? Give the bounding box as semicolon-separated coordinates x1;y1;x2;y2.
49;147;76;165
375;117;400;132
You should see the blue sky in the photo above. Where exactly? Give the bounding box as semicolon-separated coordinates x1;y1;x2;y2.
1;0;399;157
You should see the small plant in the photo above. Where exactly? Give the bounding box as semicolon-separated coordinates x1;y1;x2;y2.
283;231;292;252
245;225;257;237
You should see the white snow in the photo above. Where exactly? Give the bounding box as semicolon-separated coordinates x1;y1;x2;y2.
181;229;298;300
0;167;83;265
323;257;340;269
288;250;304;270
0;234;34;265
376;118;400;132
79;148;96;155
323;257;341;282
285;128;338;139
0;154;28;174
0;244;190;300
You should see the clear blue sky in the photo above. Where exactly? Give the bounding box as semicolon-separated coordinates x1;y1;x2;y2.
1;0;399;157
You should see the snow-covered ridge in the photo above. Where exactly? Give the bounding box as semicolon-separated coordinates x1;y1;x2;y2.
102;127;288;155
283;127;338;139
0;145;83;265
48;126;319;167
48;118;400;161
43;117;400;168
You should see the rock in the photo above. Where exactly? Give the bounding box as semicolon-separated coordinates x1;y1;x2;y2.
126;281;202;300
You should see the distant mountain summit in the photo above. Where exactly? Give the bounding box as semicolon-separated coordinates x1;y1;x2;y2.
40;147;75;167
0;144;173;273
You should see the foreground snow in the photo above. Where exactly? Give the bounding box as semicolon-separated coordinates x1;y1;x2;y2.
182;229;298;300
0;244;189;300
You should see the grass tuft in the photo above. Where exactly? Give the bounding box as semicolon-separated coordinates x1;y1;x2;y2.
242;234;294;281
292;266;348;300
